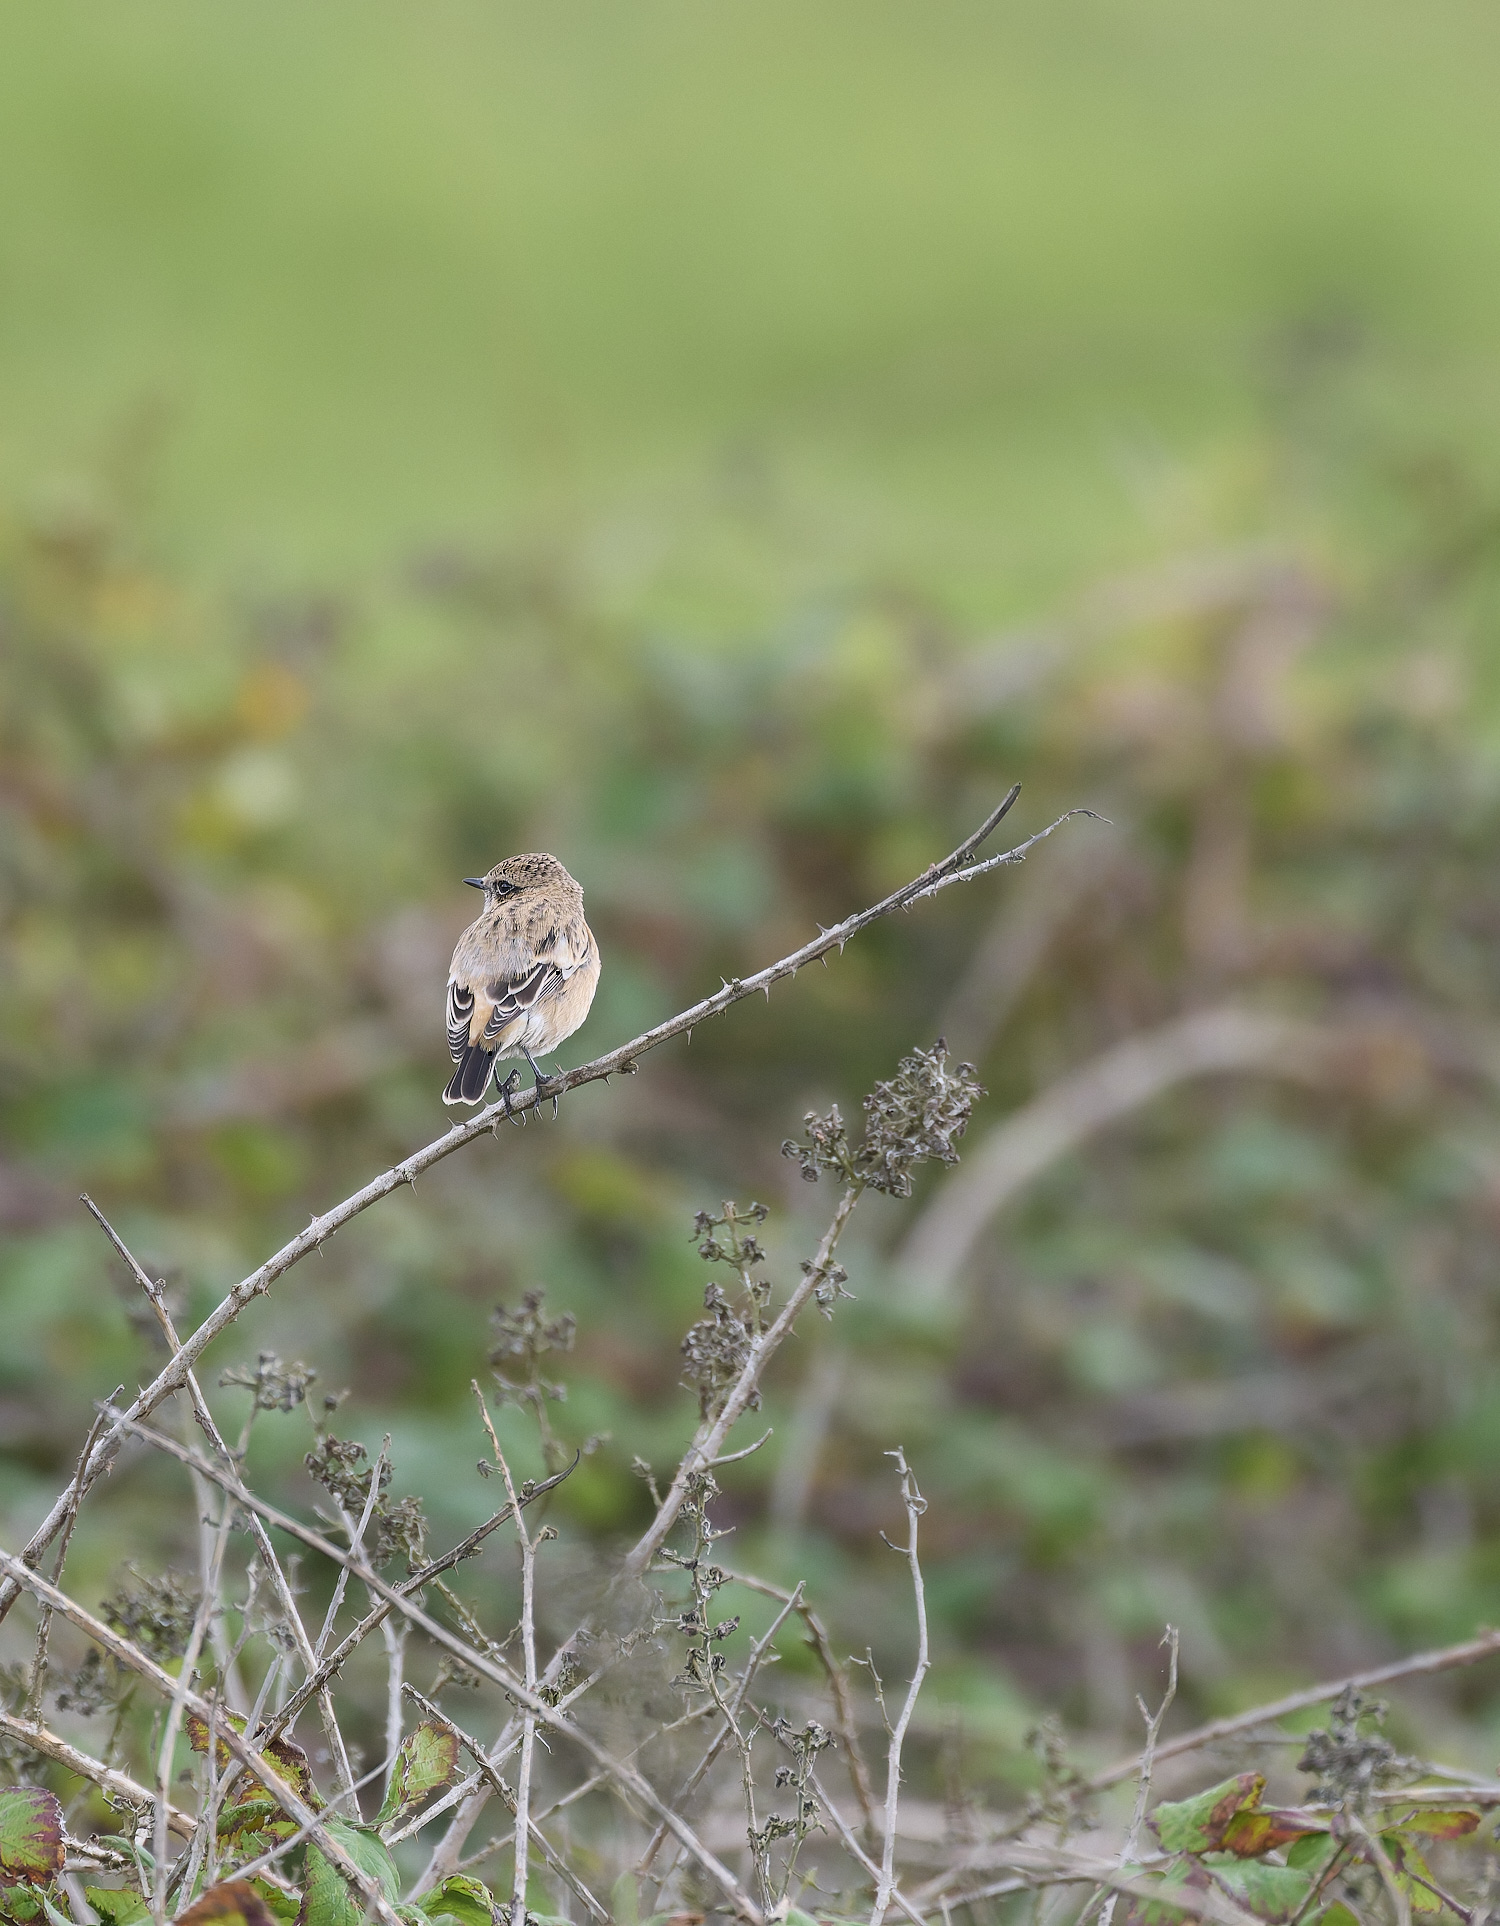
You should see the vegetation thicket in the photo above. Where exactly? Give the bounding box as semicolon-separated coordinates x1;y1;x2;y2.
9;5;1500;1917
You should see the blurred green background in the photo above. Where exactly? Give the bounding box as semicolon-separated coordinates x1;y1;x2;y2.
7;0;1500;1802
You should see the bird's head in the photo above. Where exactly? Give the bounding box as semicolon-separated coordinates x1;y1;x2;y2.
463;852;580;908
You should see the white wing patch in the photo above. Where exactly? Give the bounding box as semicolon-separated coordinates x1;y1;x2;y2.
446;980;476;1062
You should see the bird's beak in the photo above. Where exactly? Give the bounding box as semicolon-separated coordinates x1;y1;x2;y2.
463;877;486;890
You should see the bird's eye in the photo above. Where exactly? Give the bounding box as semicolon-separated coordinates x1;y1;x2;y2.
492;880;516;897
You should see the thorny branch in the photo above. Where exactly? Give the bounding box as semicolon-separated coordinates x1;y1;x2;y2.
0;789;1090;1627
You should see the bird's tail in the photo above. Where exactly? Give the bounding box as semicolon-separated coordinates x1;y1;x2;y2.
443;1043;496;1106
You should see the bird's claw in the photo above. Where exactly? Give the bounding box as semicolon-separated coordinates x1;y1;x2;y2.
497;1067;524;1126
525;1056;561;1119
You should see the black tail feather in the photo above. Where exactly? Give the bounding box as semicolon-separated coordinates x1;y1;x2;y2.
444;1043;496;1105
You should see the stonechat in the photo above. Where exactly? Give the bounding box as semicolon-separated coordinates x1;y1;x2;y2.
443;853;601;1109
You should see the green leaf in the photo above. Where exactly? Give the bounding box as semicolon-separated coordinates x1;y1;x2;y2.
413;1878;499;1926
1315;1905;1361;1926
217;1801;277;1834
609;1874;640;1926
177;1880;277;1926
1287;1836;1341;1877
296;1844;355;1926
1152;1775;1267;1854
375;1721;461;1830
0;1889;48;1925
1204;1858;1311;1923
297;1824;401;1926
323;1823;400;1902
0;1790;65;1885
1382;1840;1445;1915
1114;1860;1216;1926
248;1882;300;1926
84;1891;150;1926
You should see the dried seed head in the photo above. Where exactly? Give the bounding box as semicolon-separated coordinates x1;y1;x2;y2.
219;1352;317;1412
680;1281;760;1420
1297;1688;1415;1806
782;1042;985;1197
100;1566;201;1663
855;1038;986;1197
489;1290;577;1370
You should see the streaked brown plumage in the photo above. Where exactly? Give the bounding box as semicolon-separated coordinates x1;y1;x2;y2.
443;853;600;1108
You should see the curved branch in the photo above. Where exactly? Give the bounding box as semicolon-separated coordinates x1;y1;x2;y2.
0;788;1098;1624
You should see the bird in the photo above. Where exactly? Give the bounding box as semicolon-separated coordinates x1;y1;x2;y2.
443;853;601;1112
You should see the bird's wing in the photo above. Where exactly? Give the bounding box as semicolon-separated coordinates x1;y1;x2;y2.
478;957;562;1044
448;917;594;1058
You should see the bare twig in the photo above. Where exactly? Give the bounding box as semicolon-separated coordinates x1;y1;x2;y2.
79;1194;358;1798
424;1179;874;1887
625;1186;862;1584
871;1450;931;1926
913;1848;1267;1926
1349;1815;1412;1926
639;1580;806;1881
470;1384;540;1926
381;1617;409;1806
1089;1627;1500;1791
25;1396;119;1719
0;1547;404;1926
0;1708;193;1837
403;1685;609;1925
83;1419;766;1923
0;793;1090;1630
317;1441;389;1666
723;1568;879;1841
807;1768;928;1926
259;1455;577;1745
152;1487;233;1923
1096;1627;1179;1926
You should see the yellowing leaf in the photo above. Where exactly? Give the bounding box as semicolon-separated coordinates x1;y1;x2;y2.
185;1718;316;1808
1221;1809;1324;1859
375;1721;460;1830
1152;1775;1267;1854
0;1790;64;1885
1387;1811;1481;1843
1383;1840;1446;1915
176;1880;277;1926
